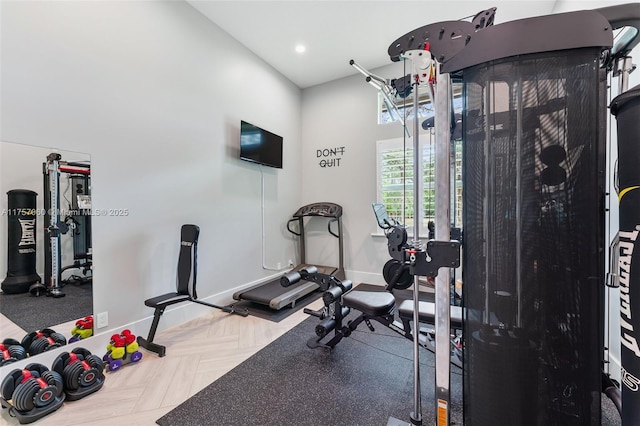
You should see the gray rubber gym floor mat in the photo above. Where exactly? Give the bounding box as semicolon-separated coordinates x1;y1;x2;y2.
0;282;92;333
158;288;621;426
157;311;462;426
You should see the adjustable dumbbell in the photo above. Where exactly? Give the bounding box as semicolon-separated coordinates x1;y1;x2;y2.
21;329;66;356
0;338;27;366
1;363;63;412
52;348;105;392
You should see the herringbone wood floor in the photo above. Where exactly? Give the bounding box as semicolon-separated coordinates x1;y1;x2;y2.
0;299;323;426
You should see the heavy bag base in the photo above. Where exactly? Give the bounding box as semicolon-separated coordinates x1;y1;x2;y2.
1;273;41;294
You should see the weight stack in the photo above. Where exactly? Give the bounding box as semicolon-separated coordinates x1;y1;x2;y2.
462;48;606;426
611;83;640;426
1;190;41;294
468;327;537;425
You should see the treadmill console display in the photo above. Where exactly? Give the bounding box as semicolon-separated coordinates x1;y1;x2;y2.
293;202;342;218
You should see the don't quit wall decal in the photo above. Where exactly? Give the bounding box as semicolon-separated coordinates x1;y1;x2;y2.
317;146;345;168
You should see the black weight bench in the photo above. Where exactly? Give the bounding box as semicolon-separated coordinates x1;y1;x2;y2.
397;300;463;329
137;224;248;357
341;290;397;316
309;286;463;367
341;290;463;330
284;266;463;366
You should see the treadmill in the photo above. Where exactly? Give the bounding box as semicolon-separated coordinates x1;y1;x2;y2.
233;202;345;310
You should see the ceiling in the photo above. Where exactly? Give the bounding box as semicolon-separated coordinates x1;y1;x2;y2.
187;1;618;89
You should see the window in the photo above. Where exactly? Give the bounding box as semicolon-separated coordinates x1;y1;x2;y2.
376;133;463;234
379;88;463;125
379;91;433;124
377;82;464;235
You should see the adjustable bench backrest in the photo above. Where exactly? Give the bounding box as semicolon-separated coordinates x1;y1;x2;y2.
138;224;247;357
177;224;199;299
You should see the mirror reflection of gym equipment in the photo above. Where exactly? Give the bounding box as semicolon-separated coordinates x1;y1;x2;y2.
35;152;92;297
0;145;93;343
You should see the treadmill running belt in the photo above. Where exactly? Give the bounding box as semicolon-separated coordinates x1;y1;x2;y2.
240;279;318;306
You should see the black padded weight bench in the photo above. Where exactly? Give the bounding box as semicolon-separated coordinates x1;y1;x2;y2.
397;299;463;330
339;291;462;339
344;290;464;367
303;279;463;367
345;291;463;367
137;224;248;357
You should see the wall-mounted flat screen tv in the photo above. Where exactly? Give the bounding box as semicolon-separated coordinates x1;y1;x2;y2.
240;120;283;169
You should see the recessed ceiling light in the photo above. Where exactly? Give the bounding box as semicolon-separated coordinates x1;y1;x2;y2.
295;44;306;54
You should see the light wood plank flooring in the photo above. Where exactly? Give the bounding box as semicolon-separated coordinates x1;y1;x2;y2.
0;299;323;426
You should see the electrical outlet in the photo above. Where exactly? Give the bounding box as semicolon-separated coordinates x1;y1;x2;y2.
288;259;294;267
277;262;282;270
97;312;108;328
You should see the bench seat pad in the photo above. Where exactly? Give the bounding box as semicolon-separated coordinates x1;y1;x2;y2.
144;292;190;308
342;290;396;316
398;300;463;328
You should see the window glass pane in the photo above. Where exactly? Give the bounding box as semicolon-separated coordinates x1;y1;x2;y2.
376;82;464;236
376;134;463;235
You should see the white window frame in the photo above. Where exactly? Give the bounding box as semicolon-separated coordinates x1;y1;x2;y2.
376;133;433;235
376;132;463;236
377;82;464;235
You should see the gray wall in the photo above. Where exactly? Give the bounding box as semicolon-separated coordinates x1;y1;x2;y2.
301;63;430;285
0;0;302;368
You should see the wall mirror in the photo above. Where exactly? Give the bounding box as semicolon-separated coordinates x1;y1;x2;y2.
0;141;93;356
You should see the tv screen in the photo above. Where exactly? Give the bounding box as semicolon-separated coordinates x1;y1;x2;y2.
240;120;283;169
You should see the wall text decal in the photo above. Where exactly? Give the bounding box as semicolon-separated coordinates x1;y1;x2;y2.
317;146;345;168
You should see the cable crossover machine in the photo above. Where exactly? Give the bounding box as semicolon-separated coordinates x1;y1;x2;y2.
338;3;640;426
30;152;92;298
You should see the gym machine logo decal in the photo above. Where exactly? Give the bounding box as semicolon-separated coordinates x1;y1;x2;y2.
17;218;36;251
620;225;640;392
317;146;345;168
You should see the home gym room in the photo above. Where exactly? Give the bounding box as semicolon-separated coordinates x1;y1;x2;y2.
1;1;639;425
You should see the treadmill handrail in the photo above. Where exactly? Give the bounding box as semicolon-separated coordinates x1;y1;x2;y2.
286;218;301;236
328;218;341;238
292;202;343;218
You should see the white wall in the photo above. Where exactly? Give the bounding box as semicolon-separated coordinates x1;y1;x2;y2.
0;0;302;372
301;62;430;285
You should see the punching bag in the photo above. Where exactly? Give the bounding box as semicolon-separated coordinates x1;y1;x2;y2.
612;83;640;425
1;190;41;294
